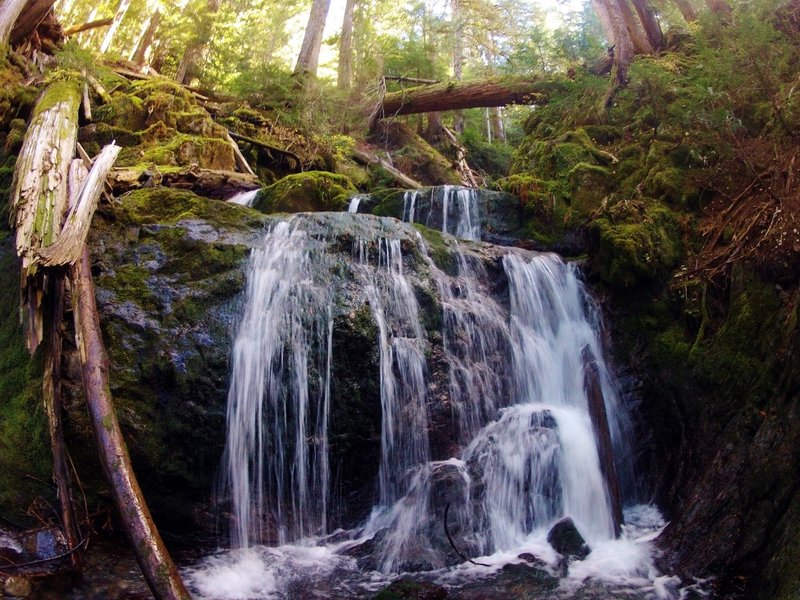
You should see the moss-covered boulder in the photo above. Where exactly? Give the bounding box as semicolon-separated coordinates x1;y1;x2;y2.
253;171;356;214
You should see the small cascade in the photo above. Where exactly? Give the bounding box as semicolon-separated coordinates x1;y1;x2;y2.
400;186;481;241
348;195;363;213
227;189;259;207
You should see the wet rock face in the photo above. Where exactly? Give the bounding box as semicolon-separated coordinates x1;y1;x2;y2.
547;517;590;560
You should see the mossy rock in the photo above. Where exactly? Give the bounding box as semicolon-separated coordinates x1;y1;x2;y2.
589;201;682;288
94;93;147;132
117;133;236;171
371;189;407;219
253;171;356;214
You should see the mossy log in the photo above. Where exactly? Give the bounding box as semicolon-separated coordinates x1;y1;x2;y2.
372;77;559;127
38;144;121;267
9;80;81;351
108;165;261;199
352;147;422;189
71;244;191;600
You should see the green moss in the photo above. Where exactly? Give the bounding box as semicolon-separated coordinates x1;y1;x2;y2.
31;80;81;119
94;93;147;131
371;189;407;219
590;201;683;288
253;171;356;214
97;263;161;310
0;243;51;519
412;223;455;272
118;188;266;231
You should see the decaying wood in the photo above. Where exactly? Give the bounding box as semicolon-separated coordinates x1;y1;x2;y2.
227;130;303;169
82;82;92;121
9;81;81;351
384;75;440;85
8;0;56;46
0;0;27;46
582;346;623;537
372;77;558;127
42;274;82;569
85;72;113;105
64;18;113;37
442;126;480;188
108;165;261;199
38;144;121;267
352;147;423;189
225;132;257;176
71;245;191;600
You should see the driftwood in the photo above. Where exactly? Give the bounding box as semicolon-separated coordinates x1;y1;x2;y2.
372;77;559;128
582;346;623;536
38;144;121;267
352;147;422;189
108;165;261;199
71;245;191;600
227;130;303;169
64;18;113;37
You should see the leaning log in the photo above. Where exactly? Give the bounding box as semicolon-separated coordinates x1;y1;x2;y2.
582;346;623;536
64;18;113;37
373;77;560;126
9;81;81;351
71;245;191;600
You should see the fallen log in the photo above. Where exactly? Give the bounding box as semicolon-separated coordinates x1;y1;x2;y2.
64;18;113;37
372;76;561;127
227;130;303;169
582;345;623;536
351;147;422;189
71;244;191;600
225;131;257;176
108;165;261;199
384;75;440;85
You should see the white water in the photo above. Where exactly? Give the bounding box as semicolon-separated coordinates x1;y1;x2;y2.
227;189;260;207
402;186;481;241
348;195;363;213
190;213;683;598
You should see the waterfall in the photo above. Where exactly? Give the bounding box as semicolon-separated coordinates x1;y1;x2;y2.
227;189;259;207
204;212;657;599
221;221;333;548
401;186;481;241
348;195;363;213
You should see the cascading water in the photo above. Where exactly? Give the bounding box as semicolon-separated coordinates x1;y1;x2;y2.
187;210;682;599
402;186;481;241
227;189;260;207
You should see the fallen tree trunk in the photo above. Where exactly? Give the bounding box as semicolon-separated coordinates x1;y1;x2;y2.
9;0;56;45
64;18;112;37
352;147;422;189
108;166;261;198
71;245;191;600
0;0;27;45
372;77;560;127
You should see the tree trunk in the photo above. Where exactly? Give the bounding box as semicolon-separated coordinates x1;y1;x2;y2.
630;0;663;51
373;77;558;126
426;111;444;143
351;147;422;188
337;0;355;89
130;8;159;66
294;0;332;76
9;81;81;351
175;0;221;85
0;0;27;45
65;18;113;37
99;0;132;53
672;0;697;22
9;0;56;45
490;107;506;143
605;0;634;86
71;245;191;600
451;0;464;133
617;0;653;55
43;273;82;568
707;0;732;18
592;0;617;47
582;347;623;537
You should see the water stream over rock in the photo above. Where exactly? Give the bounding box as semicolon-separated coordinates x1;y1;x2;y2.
185;208;691;599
